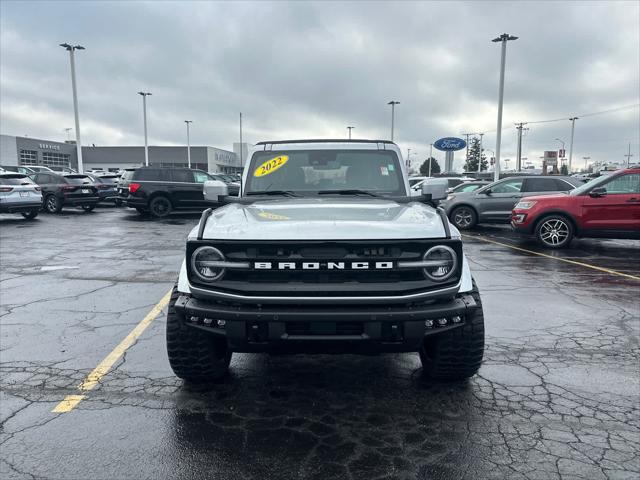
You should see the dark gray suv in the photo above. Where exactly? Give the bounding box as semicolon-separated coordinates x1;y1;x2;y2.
440;175;582;230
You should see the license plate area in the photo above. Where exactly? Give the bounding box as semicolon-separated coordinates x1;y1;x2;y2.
82;189;91;194
286;322;364;336
19;191;29;197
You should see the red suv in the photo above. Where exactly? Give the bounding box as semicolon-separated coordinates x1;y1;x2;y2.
511;168;640;248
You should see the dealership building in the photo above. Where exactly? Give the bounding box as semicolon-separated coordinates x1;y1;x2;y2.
0;134;246;173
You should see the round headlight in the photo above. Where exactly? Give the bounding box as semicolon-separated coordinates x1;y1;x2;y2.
422;245;457;281
191;246;226;282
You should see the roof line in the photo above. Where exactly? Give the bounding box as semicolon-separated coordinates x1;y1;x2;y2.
254;139;396;145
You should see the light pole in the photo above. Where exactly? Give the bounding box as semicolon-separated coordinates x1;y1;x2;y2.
59;43;85;173
184;120;193;168
492;33;518;182
387;100;400;142
138;92;152;166
428;143;434;177
568;117;578;173
582;156;591;172
64;128;73;141
239;112;243;170
478;133;484;173
347;126;354;140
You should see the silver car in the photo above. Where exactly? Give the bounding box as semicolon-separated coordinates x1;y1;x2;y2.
0;173;42;219
440;175;582;230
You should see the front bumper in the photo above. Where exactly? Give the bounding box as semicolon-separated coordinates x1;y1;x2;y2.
174;293;478;353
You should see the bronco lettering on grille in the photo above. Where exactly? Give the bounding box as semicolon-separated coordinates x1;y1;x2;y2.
254;262;394;270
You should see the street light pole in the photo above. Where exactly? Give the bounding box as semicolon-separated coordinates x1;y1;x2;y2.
59;43;85;173
568;117;578;173
492;33;518;182
184;120;192;168
387;101;400;142
138;92;152;166
478;133;484;173
429;143;433;177
239;112;243;169
582;156;590;172
347;126;354;140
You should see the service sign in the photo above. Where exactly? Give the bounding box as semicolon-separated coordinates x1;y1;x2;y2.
433;137;466;152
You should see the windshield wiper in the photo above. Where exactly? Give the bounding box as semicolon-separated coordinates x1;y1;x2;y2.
246;190;300;197
317;189;380;197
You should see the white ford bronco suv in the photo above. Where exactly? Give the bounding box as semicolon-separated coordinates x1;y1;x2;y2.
167;140;484;382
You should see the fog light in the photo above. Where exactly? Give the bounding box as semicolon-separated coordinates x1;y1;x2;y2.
425;319;434;328
189;316;199;323
452;316;462;323
437;318;448;326
203;318;213;325
512;214;526;224
216;319;226;327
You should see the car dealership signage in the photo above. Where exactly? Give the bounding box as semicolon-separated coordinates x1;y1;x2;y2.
433;137;467;152
544;151;558;166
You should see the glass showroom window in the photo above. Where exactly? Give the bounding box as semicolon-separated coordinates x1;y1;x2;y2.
42;152;71;168
19;150;38;165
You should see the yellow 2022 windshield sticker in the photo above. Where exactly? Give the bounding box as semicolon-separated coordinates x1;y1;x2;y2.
253;155;288;177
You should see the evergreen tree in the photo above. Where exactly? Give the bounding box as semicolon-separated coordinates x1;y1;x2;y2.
463;137;489;173
419;157;441;175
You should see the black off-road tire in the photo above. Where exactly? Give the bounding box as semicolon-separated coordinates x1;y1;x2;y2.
149;195;172;218
166;285;231;382
21;209;38;220
44;194;62;214
420;282;484;381
450;205;478;230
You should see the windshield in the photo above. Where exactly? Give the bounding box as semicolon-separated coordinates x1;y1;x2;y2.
244;149;406;196
570;173;615;195
0;175;34;185
65;175;92;185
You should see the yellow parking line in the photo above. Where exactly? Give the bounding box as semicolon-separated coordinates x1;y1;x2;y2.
52;288;173;414
463;234;640;281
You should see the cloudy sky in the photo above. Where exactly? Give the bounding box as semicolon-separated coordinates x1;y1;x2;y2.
1;0;638;171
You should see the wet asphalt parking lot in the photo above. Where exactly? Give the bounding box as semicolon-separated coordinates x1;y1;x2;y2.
1;206;639;480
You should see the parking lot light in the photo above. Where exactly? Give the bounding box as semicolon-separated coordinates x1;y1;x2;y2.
59;43;85;173
387;101;400;142
185;120;193;168
138;92;152;166
492;33;518;182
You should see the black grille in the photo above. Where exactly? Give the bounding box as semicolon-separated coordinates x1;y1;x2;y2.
187;239;463;297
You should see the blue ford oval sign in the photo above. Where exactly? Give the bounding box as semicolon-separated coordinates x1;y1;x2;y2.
434;137;466;152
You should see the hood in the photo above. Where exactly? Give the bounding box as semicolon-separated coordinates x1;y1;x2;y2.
194;198;451;240
524;192;571;202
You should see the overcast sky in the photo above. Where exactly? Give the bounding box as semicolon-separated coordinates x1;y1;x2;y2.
1;0;639;171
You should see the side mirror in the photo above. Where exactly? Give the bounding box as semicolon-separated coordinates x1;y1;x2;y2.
589;187;607;198
421;179;448;201
203;180;228;202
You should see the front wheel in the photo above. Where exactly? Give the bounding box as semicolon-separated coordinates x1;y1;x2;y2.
149;196;172;218
450;206;477;230
166;286;231;382
21;210;38;220
535;215;573;249
420;282;484;381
